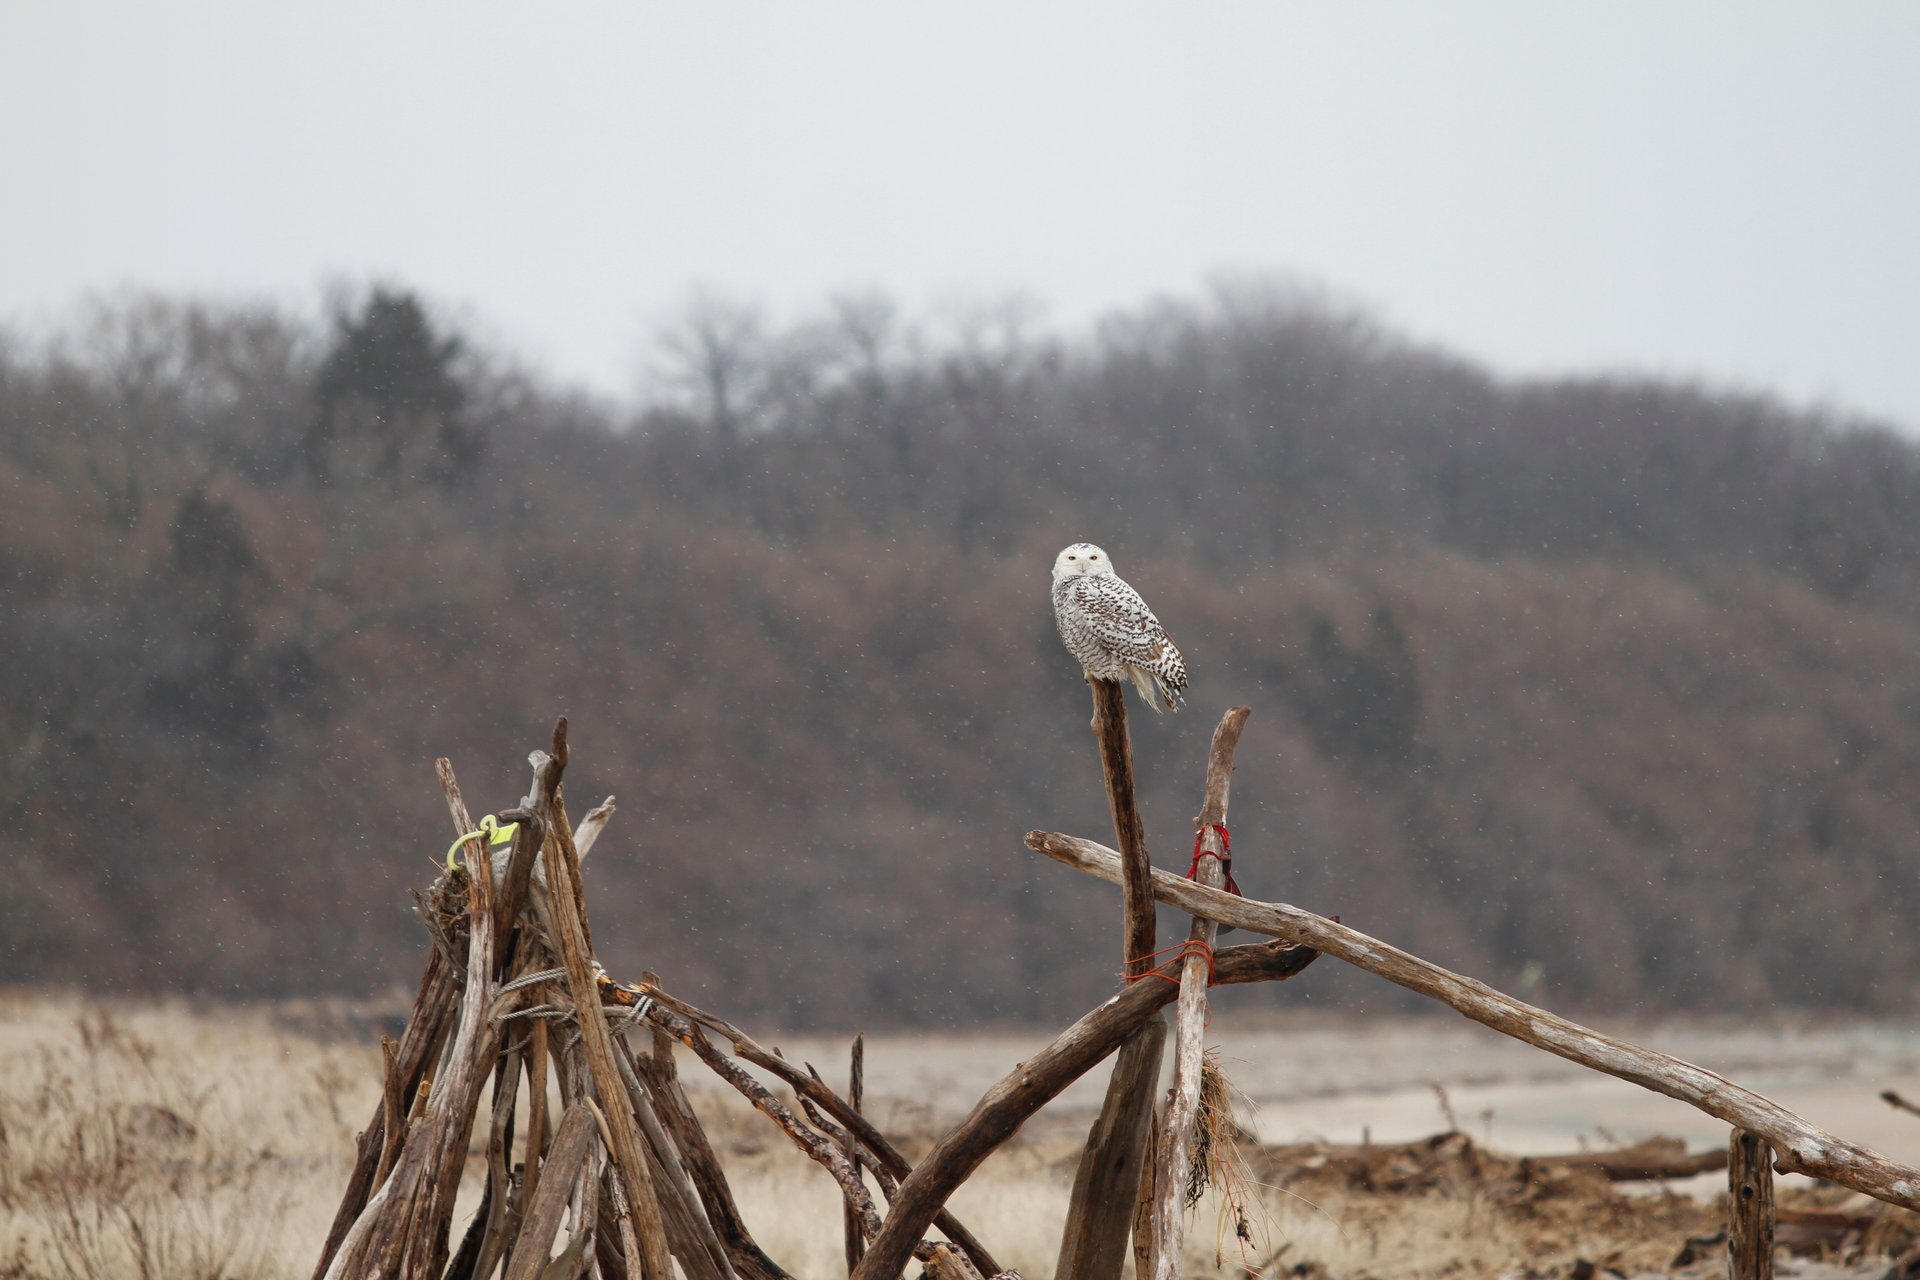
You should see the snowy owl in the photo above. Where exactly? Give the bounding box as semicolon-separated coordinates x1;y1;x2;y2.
1051;543;1188;713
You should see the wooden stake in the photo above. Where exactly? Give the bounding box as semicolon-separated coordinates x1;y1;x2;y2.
311;847;466;1275
1056;1020;1166;1280
538;720;675;1280
1729;1129;1776;1280
1149;706;1251;1280
504;1103;597;1280
609;1035;737;1280
523;1014;550;1219
1026;828;1920;1212
634;1023;794;1280
1056;677;1165;1280
1090;677;1156;981
844;1033;866;1276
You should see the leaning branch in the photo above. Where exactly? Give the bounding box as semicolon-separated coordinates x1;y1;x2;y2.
1025;829;1920;1212
848;938;1318;1280
1150;706;1250;1280
600;981;1003;1278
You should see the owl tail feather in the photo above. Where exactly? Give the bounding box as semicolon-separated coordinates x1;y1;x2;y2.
1127;665;1184;714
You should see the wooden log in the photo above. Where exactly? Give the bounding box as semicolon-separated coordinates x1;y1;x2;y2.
848;939;1318;1280
1088;676;1156;981
1056;1020;1166;1280
451;1046;523;1280
1130;1118;1156;1280
844;1033;866;1277
1531;1137;1728;1181
504;1103;597;1280
1055;677;1164;1280
634;1026;794;1280
674;1019;888;1245
341;757;515;1279
537;719;674;1280
375;1035;406;1186
659;1004;986;1274
523;1010;551;1218
316;740;576;1280
1149;706;1251;1280
1730;1129;1776;1280
355;759;506;1278
1026;828;1920;1212
610;1034;736;1280
318;1163;398;1280
407;759;511;1279
311;843;468;1274
608;981;1004;1278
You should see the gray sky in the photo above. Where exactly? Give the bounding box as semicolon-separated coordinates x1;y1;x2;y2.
5;2;1918;426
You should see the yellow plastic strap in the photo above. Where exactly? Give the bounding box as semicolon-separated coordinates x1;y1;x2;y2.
445;813;522;870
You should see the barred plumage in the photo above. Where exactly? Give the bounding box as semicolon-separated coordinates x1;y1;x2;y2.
1050;542;1187;713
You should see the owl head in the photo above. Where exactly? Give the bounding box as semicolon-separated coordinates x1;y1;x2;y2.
1052;543;1115;582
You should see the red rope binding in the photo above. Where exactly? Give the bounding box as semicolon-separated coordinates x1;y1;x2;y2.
1122;938;1218;987
1186;823;1240;897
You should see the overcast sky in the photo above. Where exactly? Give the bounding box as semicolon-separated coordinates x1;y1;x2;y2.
5;3;1918;426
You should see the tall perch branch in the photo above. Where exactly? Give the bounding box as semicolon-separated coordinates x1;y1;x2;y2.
1149;705;1250;1280
1025;829;1920;1212
1090;677;1156;979
1055;677;1165;1280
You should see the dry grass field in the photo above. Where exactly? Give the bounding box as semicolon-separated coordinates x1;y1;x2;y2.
4;989;1919;1279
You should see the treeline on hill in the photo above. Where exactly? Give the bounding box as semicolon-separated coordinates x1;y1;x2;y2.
4;281;1920;1027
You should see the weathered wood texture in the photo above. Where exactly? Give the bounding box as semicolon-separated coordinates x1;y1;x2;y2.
1149;705;1250;1280
634;1015;792;1280
848;938;1319;1280
636;998;991;1275
1026;829;1920;1211
1053;677;1164;1280
610;1035;736;1280
311;862;463;1275
346;759;521;1279
1088;676;1155;978
504;1102;597;1280
538;721;674;1280
1532;1137;1728;1181
844;1034;866;1276
1055;1019;1167;1280
1730;1129;1777;1280
608;981;1003;1278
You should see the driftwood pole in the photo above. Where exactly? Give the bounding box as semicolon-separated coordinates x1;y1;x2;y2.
538;721;675;1280
1026;830;1920;1211
1148;706;1250;1280
1055;678;1166;1280
633;993;792;1280
843;1033;866;1276
1087;677;1157;983
610;980;1004;1277
1729;1129;1776;1280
